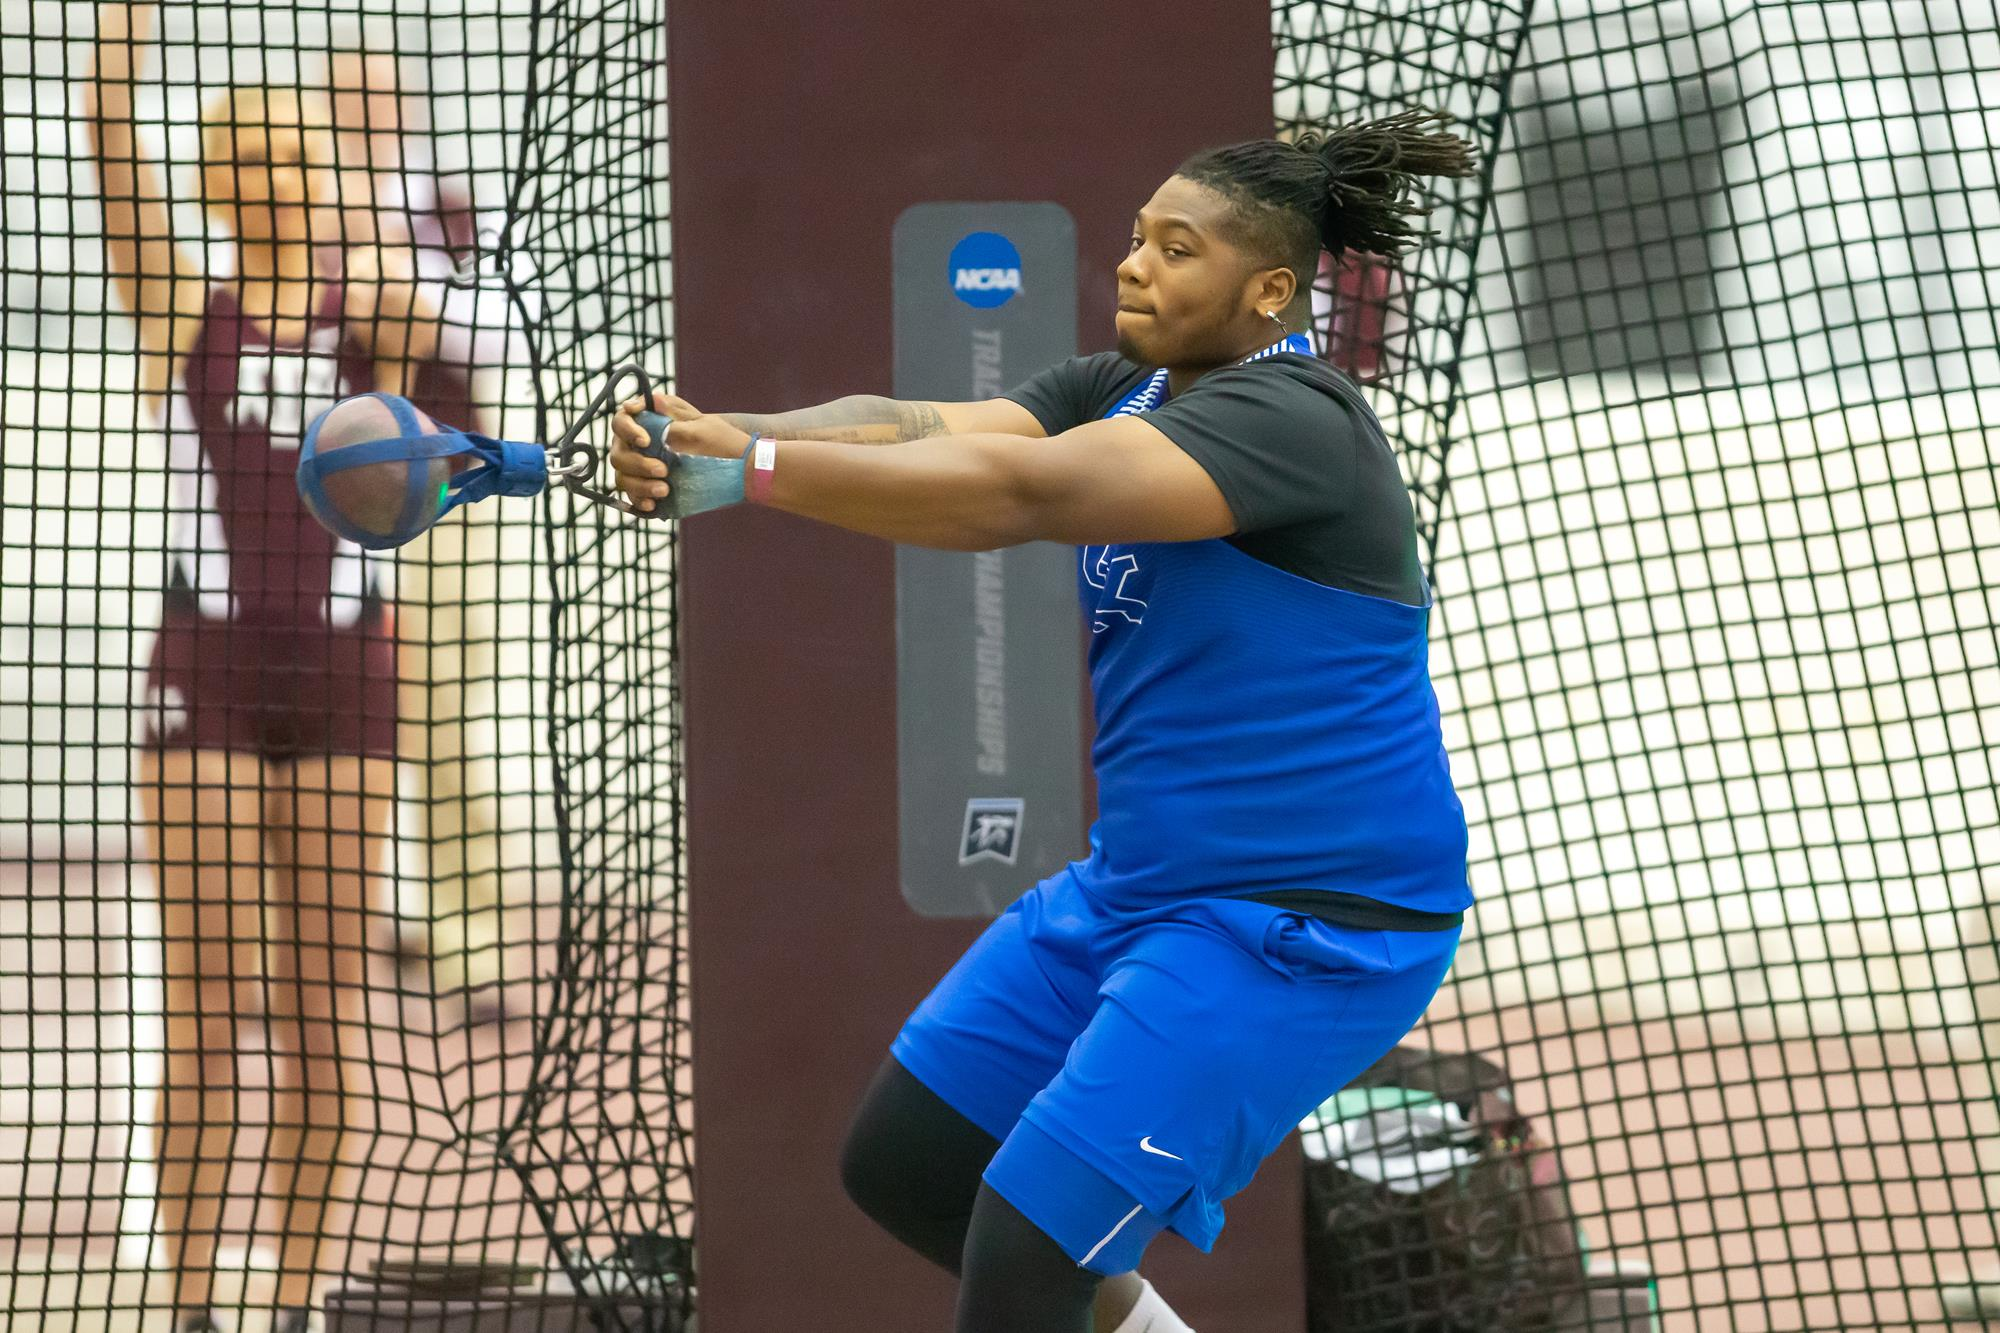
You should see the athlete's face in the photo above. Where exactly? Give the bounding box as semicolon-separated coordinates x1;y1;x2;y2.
1115;175;1296;371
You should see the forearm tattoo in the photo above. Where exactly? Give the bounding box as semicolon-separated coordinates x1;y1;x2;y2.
721;396;950;445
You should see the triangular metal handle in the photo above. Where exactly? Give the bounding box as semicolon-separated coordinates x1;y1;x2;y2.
547;362;670;519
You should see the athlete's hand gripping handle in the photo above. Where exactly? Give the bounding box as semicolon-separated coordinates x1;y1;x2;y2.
612;394;752;518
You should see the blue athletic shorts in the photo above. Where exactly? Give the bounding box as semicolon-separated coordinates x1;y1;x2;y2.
889;868;1460;1275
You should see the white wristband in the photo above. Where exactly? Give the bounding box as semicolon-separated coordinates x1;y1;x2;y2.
745;434;777;504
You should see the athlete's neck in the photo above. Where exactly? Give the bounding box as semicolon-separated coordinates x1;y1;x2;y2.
1164;360;1227;400
1164;316;1309;397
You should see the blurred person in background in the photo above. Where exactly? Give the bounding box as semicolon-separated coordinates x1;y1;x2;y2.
324;46;523;999
326;50;476;265
323;46;531;379
79;4;438;1328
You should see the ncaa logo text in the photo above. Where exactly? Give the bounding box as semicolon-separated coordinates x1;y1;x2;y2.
948;231;1024;309
955;269;1021;293
959;797;1025;865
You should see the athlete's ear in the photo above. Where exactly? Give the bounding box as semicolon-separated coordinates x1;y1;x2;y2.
1247;264;1298;322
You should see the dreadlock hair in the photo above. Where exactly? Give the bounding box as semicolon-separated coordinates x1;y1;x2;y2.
1175;108;1478;287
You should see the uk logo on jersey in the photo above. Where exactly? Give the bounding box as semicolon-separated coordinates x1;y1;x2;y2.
959;797;1025;865
1082;545;1148;633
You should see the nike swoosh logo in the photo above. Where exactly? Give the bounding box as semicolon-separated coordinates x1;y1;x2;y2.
1139;1137;1184;1161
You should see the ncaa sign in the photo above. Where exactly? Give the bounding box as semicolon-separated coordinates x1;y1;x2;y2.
948;231;1023;308
895;202;1081;918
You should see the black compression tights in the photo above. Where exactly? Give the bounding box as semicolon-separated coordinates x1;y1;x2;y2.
840;1058;1104;1333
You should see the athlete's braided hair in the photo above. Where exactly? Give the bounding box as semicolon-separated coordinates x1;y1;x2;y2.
1177;108;1478;279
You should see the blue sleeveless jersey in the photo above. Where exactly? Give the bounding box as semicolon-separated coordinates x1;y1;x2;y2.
1071;537;1471;915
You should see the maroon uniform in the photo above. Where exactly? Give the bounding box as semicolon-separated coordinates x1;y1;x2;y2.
142;280;398;760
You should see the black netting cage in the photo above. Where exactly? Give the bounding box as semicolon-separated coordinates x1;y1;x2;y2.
1281;0;1999;1328
1;0;1995;1330
1;0;687;1328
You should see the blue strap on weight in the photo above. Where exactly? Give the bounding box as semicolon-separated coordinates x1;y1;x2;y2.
298;392;549;549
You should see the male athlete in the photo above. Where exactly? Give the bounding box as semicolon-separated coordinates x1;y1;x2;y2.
610;110;1478;1333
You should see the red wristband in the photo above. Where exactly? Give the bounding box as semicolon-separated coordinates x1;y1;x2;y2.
744;434;778;504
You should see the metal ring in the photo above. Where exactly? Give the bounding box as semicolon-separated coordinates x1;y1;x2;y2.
446;222;511;290
544;452;596;481
544;362;663;515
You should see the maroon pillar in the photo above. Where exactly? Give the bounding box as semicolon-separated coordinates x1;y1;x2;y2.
671;3;1297;1328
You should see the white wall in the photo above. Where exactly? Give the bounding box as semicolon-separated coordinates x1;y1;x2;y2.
1281;0;2000;1039
1433;379;2000;1041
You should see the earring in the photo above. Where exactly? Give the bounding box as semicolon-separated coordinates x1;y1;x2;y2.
1264;309;1289;334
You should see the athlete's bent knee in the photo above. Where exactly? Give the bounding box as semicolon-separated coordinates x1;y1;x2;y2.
957;1184;1100;1333
840;1058;1000;1274
837;1105;898;1226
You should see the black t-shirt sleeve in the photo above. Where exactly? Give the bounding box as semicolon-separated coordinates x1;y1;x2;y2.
1001;351;1142;435
1140;359;1358;534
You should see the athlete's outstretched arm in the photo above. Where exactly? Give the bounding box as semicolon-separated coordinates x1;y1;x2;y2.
749;421;1235;549
609;405;1234;551
714;396;1045;445
604;392;1045;509
78;0;205;399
